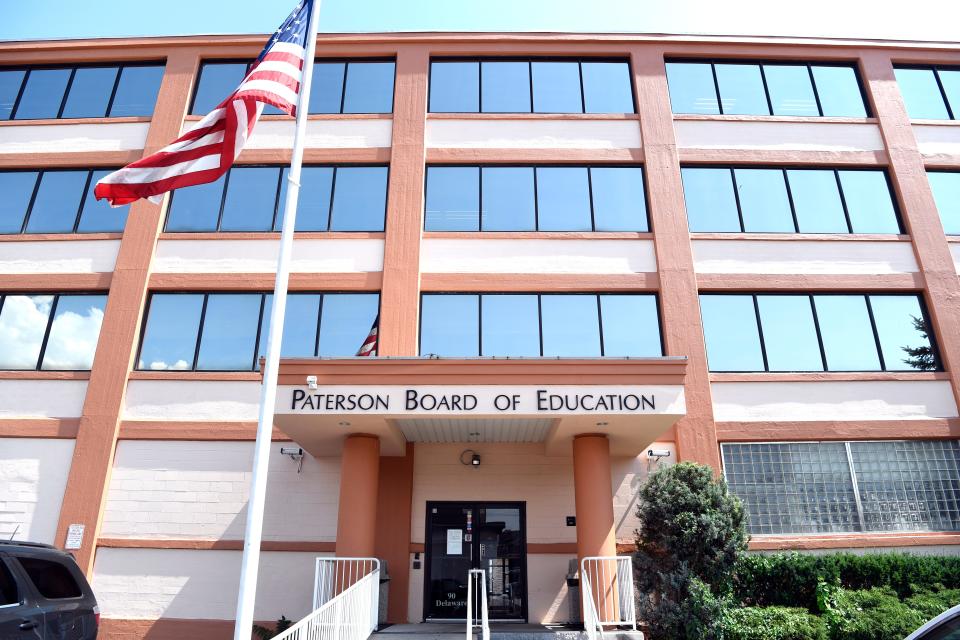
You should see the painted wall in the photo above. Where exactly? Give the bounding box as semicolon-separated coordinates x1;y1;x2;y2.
101;440;339;541
123;381;261;421
692;240;918;275
421;239;657;274
425;119;642;149
0;438;75;544
0;122;149;154
0;240;120;274
0;380;88;418
674;120;884;152
152;239;384;274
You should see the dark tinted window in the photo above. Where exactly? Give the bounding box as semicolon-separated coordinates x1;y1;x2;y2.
25;171;89;233
420;293;661;357
929;171;960;234
0;171;40;234
681;166;900;234
191;63;247;114
342;62;395;113
430;59;634;114
700;293;937;372
167;165;387;232
0;169;128;235
667;60;867;117
309;62;346;113
16;557;81;599
425;165;647;232
895;66;958;120
0;559;18;606
140;292;380;370
76;169;131;233
4;64;162;120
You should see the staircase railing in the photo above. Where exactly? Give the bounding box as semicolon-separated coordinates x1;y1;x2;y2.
581;556;637;640
465;568;490;640
274;557;380;640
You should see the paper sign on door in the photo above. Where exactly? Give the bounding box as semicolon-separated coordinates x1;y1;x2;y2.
447;529;463;555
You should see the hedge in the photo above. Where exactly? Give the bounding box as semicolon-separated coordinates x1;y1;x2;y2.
719;606;829;640
733;552;960;610
826;587;928;640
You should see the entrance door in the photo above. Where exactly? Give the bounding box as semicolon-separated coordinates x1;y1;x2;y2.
424;502;527;622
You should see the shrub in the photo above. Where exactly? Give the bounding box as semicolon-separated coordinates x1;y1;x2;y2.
904;587;960;619
822;587;926;640
719;606;829;640
633;462;748;640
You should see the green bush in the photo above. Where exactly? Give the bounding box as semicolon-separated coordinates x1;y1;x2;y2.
719;606;829;640
822;587;926;640
734;552;960;610
904;587;960;619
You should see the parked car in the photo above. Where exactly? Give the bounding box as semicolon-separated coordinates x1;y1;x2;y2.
905;603;960;639
0;540;98;639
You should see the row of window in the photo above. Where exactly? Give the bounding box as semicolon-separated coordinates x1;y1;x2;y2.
681;167;900;234
895;66;960;121
723;440;960;535
419;293;662;358
0;293;107;371
425;166;647;232
4;165;960;237
166;165;388;233
0;64;164;120
701;294;936;372
137;292;380;371
0;169;129;234
191;61;396;115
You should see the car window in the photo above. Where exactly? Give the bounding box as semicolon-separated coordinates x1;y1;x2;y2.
0;559;19;606
15;557;82;599
918;615;960;640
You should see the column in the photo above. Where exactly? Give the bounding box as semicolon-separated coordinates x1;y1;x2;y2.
336;434;382;557
573;434;618;622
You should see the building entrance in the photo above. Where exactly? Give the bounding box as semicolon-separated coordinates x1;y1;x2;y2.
424;501;527;622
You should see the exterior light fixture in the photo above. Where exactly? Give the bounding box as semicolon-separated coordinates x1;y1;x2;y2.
459;449;481;468
306;375;318;390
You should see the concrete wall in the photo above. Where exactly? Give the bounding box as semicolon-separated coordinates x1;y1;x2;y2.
0;438;75;544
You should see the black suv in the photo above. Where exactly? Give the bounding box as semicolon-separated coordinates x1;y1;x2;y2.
0;541;99;639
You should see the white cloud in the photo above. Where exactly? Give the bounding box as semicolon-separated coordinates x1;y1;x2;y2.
0;296;53;368
147;359;190;371
41;305;105;369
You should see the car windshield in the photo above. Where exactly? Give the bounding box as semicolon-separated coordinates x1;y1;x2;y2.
916;613;960;639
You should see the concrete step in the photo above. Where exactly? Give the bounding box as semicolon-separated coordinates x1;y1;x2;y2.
371;624;643;640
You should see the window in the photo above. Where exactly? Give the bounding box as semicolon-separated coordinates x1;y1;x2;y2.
15;557;81;599
191;60;395;115
681;167;901;234
895;66;960;120
722;440;960;535
137;292;380;371
0;169;130;235
165;165;388;232
2;63;163;120
424;166;647;232
699;293;937;372
0;293;107;370
429;59;635;114
929;171;960;234
419;293;662;357
665;61;868;117
0;559;19;607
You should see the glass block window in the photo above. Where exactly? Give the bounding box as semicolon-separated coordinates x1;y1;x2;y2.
723;440;960;535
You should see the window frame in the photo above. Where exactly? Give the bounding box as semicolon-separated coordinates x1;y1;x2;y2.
700;292;940;373
3;62;164;121
136;291;383;372
423;164;650;232
894;64;959;121
664;58;871;118
427;57;638;114
163;163;390;233
188;58;397;116
681;165;903;234
417;292;664;357
0;292;108;371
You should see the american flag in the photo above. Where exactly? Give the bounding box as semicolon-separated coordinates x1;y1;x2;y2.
94;0;314;206
356;315;379;357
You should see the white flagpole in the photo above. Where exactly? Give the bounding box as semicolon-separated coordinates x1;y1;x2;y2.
233;1;322;637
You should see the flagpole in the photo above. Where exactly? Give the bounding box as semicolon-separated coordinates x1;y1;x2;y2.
233;1;322;637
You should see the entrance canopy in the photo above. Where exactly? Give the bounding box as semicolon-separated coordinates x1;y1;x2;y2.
272;358;686;456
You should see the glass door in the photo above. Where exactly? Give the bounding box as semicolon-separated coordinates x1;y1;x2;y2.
424;501;527;621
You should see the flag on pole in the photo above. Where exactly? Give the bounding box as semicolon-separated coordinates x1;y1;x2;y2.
356;315;379;356
94;0;314;206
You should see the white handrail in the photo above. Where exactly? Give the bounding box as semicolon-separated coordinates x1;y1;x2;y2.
466;569;490;640
581;556;638;640
273;557;380;640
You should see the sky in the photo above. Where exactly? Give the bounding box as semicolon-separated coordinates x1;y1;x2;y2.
3;0;960;43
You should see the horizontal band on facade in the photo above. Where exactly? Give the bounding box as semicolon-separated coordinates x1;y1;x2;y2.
696;272;925;290
0;371;91;380
407;542;579;554
678;149;889;166
235;147;391;165
0;273;111;291
0;232;124;243
749;532;960;551
118;421;292;441
420;272;660;292
0;150;143;169
716;419;960;441
425;148;644;164
0;418;80;438
710;372;951;382
97;538;334;552
422;231;655;241
157;231;386;241
690;232;911;242
147;272;383;291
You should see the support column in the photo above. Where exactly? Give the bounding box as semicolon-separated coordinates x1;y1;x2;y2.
336;434;381;557
573;434;618;622
375;443;415;623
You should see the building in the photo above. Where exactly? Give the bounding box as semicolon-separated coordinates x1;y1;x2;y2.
1;29;960;639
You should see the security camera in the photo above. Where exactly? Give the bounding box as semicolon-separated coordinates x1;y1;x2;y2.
280;447;303;456
647;449;671;459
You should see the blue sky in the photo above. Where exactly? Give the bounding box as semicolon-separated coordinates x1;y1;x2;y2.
3;0;959;42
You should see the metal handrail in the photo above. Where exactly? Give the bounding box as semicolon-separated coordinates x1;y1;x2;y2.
273;567;380;640
580;556;638;640
466;568;490;640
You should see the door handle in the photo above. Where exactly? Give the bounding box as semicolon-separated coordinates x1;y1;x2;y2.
19;620;39;630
